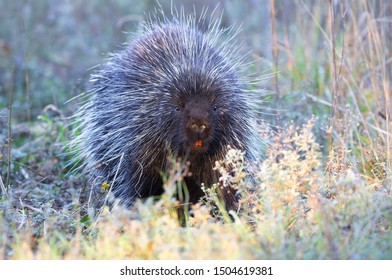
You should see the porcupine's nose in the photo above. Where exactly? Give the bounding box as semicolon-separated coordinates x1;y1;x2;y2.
186;104;211;137
190;122;207;134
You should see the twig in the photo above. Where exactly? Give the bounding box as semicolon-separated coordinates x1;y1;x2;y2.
6;67;15;190
25;70;31;122
0;175;8;199
329;0;338;128
270;0;280;126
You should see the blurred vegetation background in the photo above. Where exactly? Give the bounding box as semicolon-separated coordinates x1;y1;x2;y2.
0;0;391;259
1;0;390;137
0;0;273;121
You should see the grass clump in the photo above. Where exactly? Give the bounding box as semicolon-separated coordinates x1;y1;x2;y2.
2;119;390;260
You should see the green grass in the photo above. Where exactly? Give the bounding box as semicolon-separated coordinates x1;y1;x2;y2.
0;0;391;259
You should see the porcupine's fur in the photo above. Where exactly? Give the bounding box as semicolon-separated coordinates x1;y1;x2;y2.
72;10;262;211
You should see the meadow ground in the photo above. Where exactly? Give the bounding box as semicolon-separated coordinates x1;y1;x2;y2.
0;0;391;259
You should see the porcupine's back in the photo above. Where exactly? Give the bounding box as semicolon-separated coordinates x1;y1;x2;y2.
74;12;261;209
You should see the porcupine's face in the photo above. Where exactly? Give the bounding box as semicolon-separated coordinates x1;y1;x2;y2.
175;96;216;154
167;71;231;157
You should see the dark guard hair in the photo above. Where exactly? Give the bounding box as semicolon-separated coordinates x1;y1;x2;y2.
71;9;263;211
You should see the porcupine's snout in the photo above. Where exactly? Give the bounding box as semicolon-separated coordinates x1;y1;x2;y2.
183;101;214;153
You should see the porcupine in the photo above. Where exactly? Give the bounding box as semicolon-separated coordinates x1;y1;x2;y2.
73;11;262;212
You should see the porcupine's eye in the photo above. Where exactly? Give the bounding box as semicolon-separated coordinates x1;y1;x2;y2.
213;105;218;111
175;106;180;112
